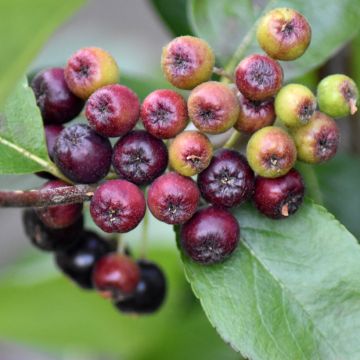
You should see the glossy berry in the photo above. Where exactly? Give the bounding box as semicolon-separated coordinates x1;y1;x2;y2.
141;89;188;139
85;84;140;137
64;47;120;99
90;180;146;233
115;260;166;314
54;124;112;183
197;149;255;208
235;54;283;101
188;81;240;134
246;126;296;178
254;168;305;219
112;130;168;185
317;74;359;118
256;8;311;61
55;230;116;289
22;209;83;252
31;67;84;124
161;36;215;90
180;206;240;265
147;172;200;225
234;93;275;133
291;111;339;164
169;130;213;176
35;180;83;229
93;254;140;300
275;84;317;127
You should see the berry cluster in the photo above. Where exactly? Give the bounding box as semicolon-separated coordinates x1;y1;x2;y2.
23;7;358;314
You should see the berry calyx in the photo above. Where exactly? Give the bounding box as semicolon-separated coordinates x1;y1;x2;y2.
64;47;120;99
188;81;240;134
256;8;311;61
147;172;200;224
235;54;283;101
275;84;317;127
197;149;255;208
112;130;168;185
90;180;146;233
253;168;305;219
161;36;215;90
291;111;339;164
140;89;188;139
169;131;213;176
317;74;359;118
54;124;112;184
85;84;140;137
246;126;297;178
180;206;240;265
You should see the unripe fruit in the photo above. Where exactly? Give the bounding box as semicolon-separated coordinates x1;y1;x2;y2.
85;84;140;137
235;54;283;101
317;74;359;118
64;47;120;99
246;126;296;178
161;36;215;90
197;149;255;208
147;172;200;225
254;169;305;219
90;180;146;233
180;206;240;265
291;111;339;164
31;67;84;124
256;8;311;61
234;93;275;133
141;89;188;139
188;81;240;134
275;84;316;127
169;131;213;176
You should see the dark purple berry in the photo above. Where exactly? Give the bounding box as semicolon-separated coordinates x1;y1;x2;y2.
253;168;305;219
198;149;255;208
31;67;84;124
54;124;112;183
180;206;240;265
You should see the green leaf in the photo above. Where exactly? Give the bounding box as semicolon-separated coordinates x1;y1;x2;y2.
188;0;360;79
181;200;360;360
0;0;85;107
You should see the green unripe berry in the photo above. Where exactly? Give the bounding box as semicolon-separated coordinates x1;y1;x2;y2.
317;74;359;118
246;126;296;178
275;84;316;128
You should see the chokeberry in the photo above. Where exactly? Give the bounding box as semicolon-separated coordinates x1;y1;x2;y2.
22;209;83;252
256;8;311;61
85;84;140;137
181;206;240;265
246;126;297;178
169;130;213;176
188;81;240;134
147;172;200;225
141;89;188;139
112;130;168;186
235;54;283;101
254;168;305;219
31;67;84;124
161;36;215;90
114;260;166;314
55;230;116;289
64;47;120;99
54;124;112;184
90;180;146;233
291;111;339;164
197;149;255;208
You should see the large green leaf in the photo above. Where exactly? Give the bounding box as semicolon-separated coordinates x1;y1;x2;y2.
188;0;360;79
181;200;360;360
0;0;85;107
